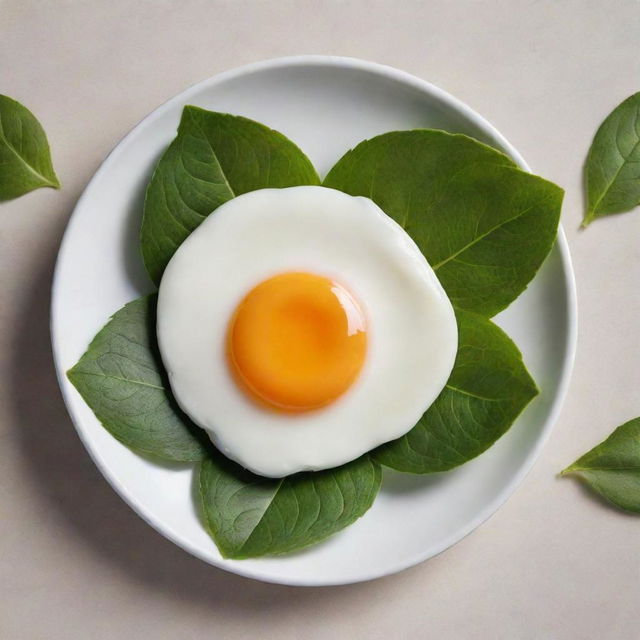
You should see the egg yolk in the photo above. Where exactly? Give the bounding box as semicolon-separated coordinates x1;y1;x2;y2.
228;272;367;412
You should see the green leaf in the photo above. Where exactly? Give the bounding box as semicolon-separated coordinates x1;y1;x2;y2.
67;295;208;462
198;450;382;558
0;95;60;200
561;418;640;513
583;92;640;227
141;106;320;284
373;310;538;473
324;130;563;317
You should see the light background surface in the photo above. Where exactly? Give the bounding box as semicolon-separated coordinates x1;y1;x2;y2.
1;1;639;638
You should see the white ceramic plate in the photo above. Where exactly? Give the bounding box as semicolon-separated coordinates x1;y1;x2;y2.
51;56;577;586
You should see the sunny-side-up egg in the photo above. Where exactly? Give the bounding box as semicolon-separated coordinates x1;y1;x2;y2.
157;186;458;478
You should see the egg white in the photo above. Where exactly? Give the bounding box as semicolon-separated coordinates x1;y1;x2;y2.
157;186;458;477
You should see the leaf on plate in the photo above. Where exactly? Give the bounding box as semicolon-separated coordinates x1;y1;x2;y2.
0;94;60;201
198;449;382;558
373;310;538;473
583;92;640;227
140;106;321;284
324;130;563;317
67;295;208;462
561;417;640;513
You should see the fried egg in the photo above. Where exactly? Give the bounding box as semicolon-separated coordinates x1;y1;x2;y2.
157;186;457;477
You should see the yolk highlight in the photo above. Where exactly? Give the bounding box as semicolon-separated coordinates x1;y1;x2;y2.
228;272;367;412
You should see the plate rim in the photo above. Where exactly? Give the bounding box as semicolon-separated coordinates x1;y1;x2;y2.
50;54;578;586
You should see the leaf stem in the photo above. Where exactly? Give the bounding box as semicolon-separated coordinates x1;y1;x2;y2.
580;213;594;229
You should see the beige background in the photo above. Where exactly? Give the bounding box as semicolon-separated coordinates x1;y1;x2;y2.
2;1;640;638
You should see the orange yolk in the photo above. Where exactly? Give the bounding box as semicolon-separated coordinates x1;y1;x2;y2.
228;272;367;412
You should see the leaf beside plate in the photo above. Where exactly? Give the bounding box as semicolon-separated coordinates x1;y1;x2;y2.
140;107;320;284
324;130;563;317
198;450;382;558
67;295;208;462
374;310;538;473
561;418;640;513
0;94;60;201
583;92;640;227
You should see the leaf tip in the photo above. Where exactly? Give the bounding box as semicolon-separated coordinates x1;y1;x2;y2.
558;464;576;478
44;176;61;192
66;365;79;385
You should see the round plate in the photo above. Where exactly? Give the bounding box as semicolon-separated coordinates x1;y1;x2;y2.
51;56;577;586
